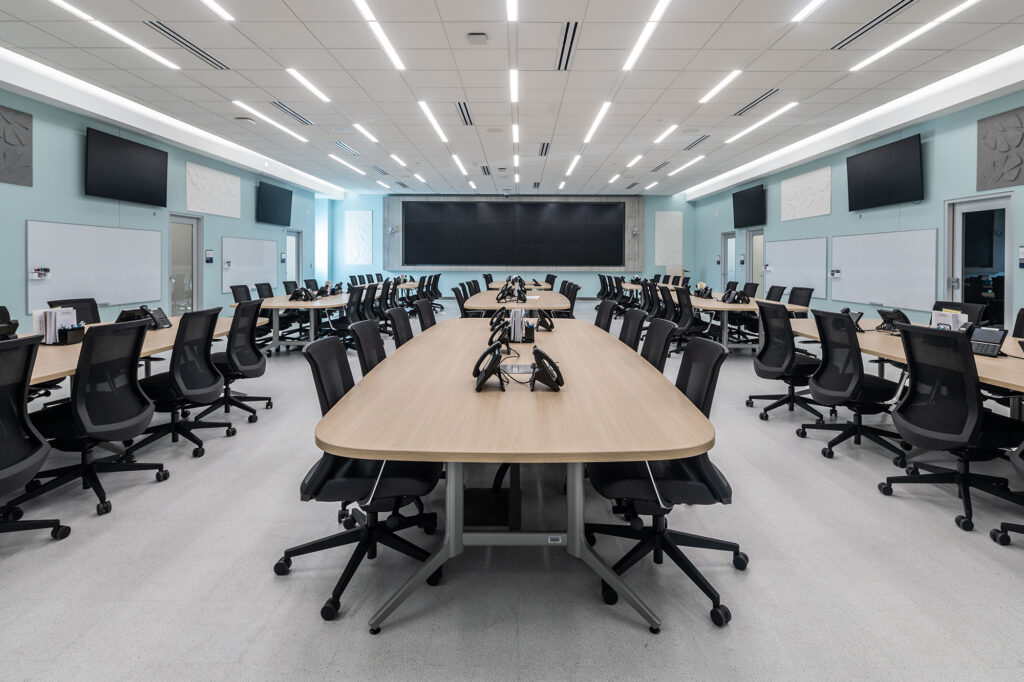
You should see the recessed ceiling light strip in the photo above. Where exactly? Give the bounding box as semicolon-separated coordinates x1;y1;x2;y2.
286;68;330;102
626;155;643;168
507;0;518;21
419;101;449;143
850;0;983;71
200;0;235;21
353;123;378;143
622;0;673;70
609;174;620;183
668;155;705;176
233;101;308;142
329;154;367;175
509;69;519;103
654;124;678;144
390;154;406;167
725;102;799;144
452;154;469;175
791;0;829;22
645;182;659;190
583;102;611;143
49;0;179;69
565;155;581;176
351;0;406;70
700;70;742;104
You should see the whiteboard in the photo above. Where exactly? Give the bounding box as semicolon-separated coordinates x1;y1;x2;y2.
654;211;683;267
222;237;278;294
27;220;161;313
764;238;827;298
831;229;937;311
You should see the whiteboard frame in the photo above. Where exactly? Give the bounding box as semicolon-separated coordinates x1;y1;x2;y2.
830;229;938;311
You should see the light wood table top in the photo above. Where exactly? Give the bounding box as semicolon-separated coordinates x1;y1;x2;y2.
487;280;552;290
28;316;232;385
464;290;570;311
690;293;808;314
791;317;1024;392
316;319;714;463
238;293;351;311
396;281;419;290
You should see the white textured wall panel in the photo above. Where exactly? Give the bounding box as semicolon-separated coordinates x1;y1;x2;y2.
186;162;241;219
780;166;831;222
344;210;373;265
654;211;683;267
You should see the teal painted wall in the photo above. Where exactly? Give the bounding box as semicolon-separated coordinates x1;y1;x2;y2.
689;88;1024;323
0;88;318;326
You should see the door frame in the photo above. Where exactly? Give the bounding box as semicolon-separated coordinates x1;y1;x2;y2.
746;228;764;286
721;231;736;292
285;229;302;285
943;192;1014;325
169;214;203;313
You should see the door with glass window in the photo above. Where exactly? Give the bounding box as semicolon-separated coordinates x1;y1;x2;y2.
169;216;201;315
721;232;736;292
747;229;764;297
285;231;301;286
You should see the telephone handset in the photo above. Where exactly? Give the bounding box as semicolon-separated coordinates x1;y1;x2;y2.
695;287;714;299
490;307;509;330
721;290;749;304
875;308;910;333
840;307;865;333
496;284;513;302
530;346;564;392
473;341;506;392
141;305;172;329
536;308;554;332
516;287;527;303
532;279;541;287
488;322;510;348
289;287;315;302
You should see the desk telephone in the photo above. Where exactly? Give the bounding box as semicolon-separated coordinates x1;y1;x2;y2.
116;305;171;330
694;287;713;299
490;307;509;330
721;290;749;304
840;307;865;333
530;346;564;392
488;321;511;351
473;341;506;391
971;327;1007;358
537;308;554;332
289;288;316;302
875;308;910;333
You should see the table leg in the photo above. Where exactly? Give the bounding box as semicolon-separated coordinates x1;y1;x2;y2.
308;309;316;344
720;311;730;350
271;310;281;352
1012;396;1022;421
368;462;464;632
565;462;662;632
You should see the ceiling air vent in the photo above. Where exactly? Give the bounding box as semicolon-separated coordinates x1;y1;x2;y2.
624;182;638;190
650;161;669;173
147;21;229;70
556;22;579;71
332;141;359;156
684;134;710;151
734;89;778;117
370;164;388;175
395;181;409;189
532;182;541;189
271;102;314;125
481;165;491;176
457;102;474;126
832;0;917;50
538;142;550;157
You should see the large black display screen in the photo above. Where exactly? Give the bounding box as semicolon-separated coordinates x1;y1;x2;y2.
85;127;168;207
403;201;625;266
847;134;924;211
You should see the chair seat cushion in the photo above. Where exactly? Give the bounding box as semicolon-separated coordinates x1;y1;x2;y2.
139;373;180;411
853;374;900;405
311;458;442;503
972;410;1024;456
30;402;80;441
587;459;721;506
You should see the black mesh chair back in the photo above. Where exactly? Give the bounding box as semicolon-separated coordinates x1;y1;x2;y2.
638;281;652;314
255;282;274;299
71;320;154;441
807;309;864;407
305;279;319;290
893;324;982;452
675;287;696;331
566;283;579;317
640;318;675;372
168;308;224;406
0;306;9;324
349;275;358;286
0;336;52;494
415;276;427;301
375;280;392;320
414;299;436;331
724;281;738;292
283;281;298;295
453;287;471;318
430;274;443;299
357;275;366;285
753;301;798;380
1013;308;1024;337
350;319;386;375
932;300;987;324
788;287;814;306
652;274;662;284
618;309;646;350
596;274;608;300
48;298;100;325
303;337;356;416
225;300;267;379
545;274;557;288
594;299;615;332
376;274;383;282
765;285;785;301
386;307;414;348
459;282;470;301
679;276;688;288
467;280;480;295
345;286;364;322
742;282;759;298
659;286;679;323
483;274;494;286
677;337;728;418
361;283;378;321
229;285;251;303
558;280;569;295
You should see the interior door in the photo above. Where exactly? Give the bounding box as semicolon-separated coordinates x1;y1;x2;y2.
169;217;200;315
285;231;300;285
949;195;1012;327
722;232;736;292
747;229;764;296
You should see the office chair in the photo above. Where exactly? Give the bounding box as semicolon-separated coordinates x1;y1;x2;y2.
483;273;494;286
255;282;274;298
413;299;436;331
672;275;683;286
192;300;272;424
879;324;1024;531
5;307;62;402
558;280;569;295
555;282;579;319
429;274;444;312
594;299;615;332
742;282;759;298
350;319;387;376
459;282;471;301
585;337;744;627
795;310;909;460
375;274;383;282
639;318;675;372
274;336;443;621
1012;308;1024;337
618;309;646;351
47;298;100;325
651;274;661;284
595;274;610;307
667;287;708;355
991;442;1024;545
786;287;814;319
128;309;235;459
305;279;319;290
0;336;71;541
386;307;415;348
229;285;252;303
283;281;298;295
452;287;483;318
724;281;738;293
545;274;557;290
765;285;785;301
355;275;365;285
15;321;167;516
931;300;987;325
467;279;481;295
746;301;823;421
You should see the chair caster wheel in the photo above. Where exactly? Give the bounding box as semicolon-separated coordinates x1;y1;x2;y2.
758;412;768;421
990;529;1011;545
585;531;596;546
25;479;41;493
265;351;272;358
733;552;749;570
815;418;824;425
123;439;134;447
181;410;190;418
51;525;71;541
342;517;357;530
829;408;838;418
745;399;753;408
321;599;340;621
905;467;919;476
649;626;661;635
821;448;834;459
192;447;205;458
710;604;732;627
878;482;893;496
795;428;806;438
369;627;381;635
421;521;437;535
248;414;258;424
901;441;912;451
5;507;24;522
426;567;443;586
601;581;618;605
892;455;906;468
266;401;273;409
155;469;169;482
955;515;974;531
96;500;112;516
274;557;292;575
226;427;237;437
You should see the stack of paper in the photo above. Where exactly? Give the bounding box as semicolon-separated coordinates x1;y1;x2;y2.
32;308;78;344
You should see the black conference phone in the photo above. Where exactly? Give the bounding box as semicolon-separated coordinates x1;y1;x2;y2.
840;307;865;333
289;288;316;302
721;290;750;304
0;320;19;341
694;287;714;299
490;307;509;330
971;327;1007;357
473;341;506;392
489;322;511;352
530;346;564;392
117;305;171;330
875;308;910;333
537;308;554;332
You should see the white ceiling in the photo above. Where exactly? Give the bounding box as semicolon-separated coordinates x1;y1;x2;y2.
1;0;1023;196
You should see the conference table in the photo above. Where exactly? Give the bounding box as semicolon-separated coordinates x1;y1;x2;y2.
245;291;366;352
464;290;570;312
691;294;808;351
315;318;716;633
27;316;233;385
487;280;552;290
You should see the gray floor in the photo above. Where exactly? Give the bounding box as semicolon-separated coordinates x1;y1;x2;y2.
2;302;1023;681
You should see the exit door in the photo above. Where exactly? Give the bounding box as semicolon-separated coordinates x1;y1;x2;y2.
169;216;201;315
947;194;1012;327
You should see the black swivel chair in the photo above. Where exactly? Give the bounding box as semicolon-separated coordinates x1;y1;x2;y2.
17;321;167;516
879;324;1024;531
746;301;823;421
386;307;415;348
452;288;483;318
305;279;320;290
350;319;386;376
483;274;494;286
128;309;235;459
742;282;759;298
724;281;738;293
639;318;675;372
47;298;100;324
375;273;384;282
795;310;908;460
0;336;71;541
618;308;646;351
545;274;557;290
283;281;299;295
787;287;814;319
357;275;366;285
594;299;615;332
273;337;443;621
765;285;785;302
931;300;987;325
229;285;252;304
585;338;745;627
413;299;436;331
1012;308;1024;337
991;442;1024;545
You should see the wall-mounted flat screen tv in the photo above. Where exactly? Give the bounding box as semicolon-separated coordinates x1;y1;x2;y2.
85;128;168;207
732;185;766;229
847;134;924;211
256;181;293;226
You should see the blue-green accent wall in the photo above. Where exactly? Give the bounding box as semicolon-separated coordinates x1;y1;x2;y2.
0;88;318;325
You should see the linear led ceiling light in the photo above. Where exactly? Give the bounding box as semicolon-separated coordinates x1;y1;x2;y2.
558;181;566;190
667;155;705;176
513;154;520;167
418;101;448;143
389;154;406;167
645;181;659;190
233;101;308;142
850;0;984;72
49;1;179;69
286;68;330;102
510;69;519;103
654;124;678;143
452;154;468;175
200;0;235;21
352;123;378;143
512;124;520;143
583;102;611;143
376;180;390;189
626;155;643;168
351;0;406;70
414;173;426;182
791;0;829;22
622;0;673;70
700;70;742;104
565;154;581;176
725;102;799;143
609;174;620;183
329;154;367;175
507;0;518;21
